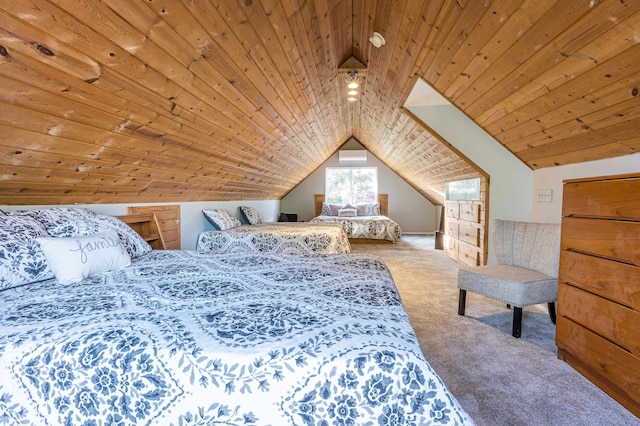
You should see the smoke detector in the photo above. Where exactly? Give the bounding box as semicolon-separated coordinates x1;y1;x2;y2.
369;32;386;48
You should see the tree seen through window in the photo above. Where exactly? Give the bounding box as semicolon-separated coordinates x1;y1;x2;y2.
325;168;377;205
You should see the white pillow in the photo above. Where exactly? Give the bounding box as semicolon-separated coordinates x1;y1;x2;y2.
36;230;131;284
338;208;358;217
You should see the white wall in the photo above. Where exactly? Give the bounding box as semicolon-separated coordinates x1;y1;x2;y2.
532;153;640;223
407;104;533;263
1;200;280;250
405;109;533;224
280;139;437;233
406;79;534;263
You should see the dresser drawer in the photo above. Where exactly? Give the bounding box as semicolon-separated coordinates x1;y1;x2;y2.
561;217;640;266
446;219;459;239
458;242;480;267
563;177;640;220
459;201;481;223
557;317;640;416
445;201;459;219
559;250;640;311
458;221;480;246
444;235;458;258
558;283;640;357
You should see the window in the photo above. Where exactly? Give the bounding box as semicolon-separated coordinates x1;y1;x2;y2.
445;178;481;201
325;167;377;205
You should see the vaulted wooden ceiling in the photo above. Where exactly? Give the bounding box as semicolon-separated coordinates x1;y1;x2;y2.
1;0;638;205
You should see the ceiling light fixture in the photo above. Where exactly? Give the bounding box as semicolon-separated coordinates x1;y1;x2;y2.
369;31;386;48
338;57;367;104
346;70;359;89
345;70;360;102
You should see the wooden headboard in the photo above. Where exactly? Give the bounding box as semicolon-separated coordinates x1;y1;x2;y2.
315;194;389;216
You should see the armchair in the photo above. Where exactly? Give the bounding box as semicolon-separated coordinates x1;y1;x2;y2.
457;219;561;337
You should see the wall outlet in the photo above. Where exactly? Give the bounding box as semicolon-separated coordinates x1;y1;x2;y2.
537;189;553;203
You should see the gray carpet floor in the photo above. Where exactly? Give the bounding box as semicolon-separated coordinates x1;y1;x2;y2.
350;235;639;426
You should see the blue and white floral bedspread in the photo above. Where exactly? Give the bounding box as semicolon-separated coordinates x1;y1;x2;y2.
197;222;352;254
0;250;473;425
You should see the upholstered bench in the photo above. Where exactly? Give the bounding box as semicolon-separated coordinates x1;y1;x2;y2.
457;219;561;338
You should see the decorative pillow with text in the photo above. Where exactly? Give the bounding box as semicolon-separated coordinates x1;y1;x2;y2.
36;230;131;285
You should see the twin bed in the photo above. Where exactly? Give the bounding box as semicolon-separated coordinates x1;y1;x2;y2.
197;222;352;254
196;195;402;256
0;207;473;425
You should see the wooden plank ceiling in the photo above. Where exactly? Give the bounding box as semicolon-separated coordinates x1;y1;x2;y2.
1;0;638;205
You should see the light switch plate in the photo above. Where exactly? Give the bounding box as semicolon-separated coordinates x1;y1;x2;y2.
537;189;553;203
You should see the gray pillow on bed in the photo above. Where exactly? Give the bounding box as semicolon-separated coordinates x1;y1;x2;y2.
329;204;342;216
354;203;381;216
320;202;342;216
203;209;242;230
239;206;263;225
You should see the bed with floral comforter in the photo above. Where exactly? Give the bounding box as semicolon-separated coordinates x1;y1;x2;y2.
0;250;473;425
196;222;352;254
310;215;403;243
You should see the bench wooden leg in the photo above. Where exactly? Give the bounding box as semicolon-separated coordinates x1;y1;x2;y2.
548;302;556;324
458;289;467;315
512;307;522;338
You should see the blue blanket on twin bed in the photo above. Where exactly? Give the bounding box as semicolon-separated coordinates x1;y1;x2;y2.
0;250;473;425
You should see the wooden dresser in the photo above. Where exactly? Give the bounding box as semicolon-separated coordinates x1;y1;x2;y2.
556;173;640;417
443;177;488;267
444;200;486;266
